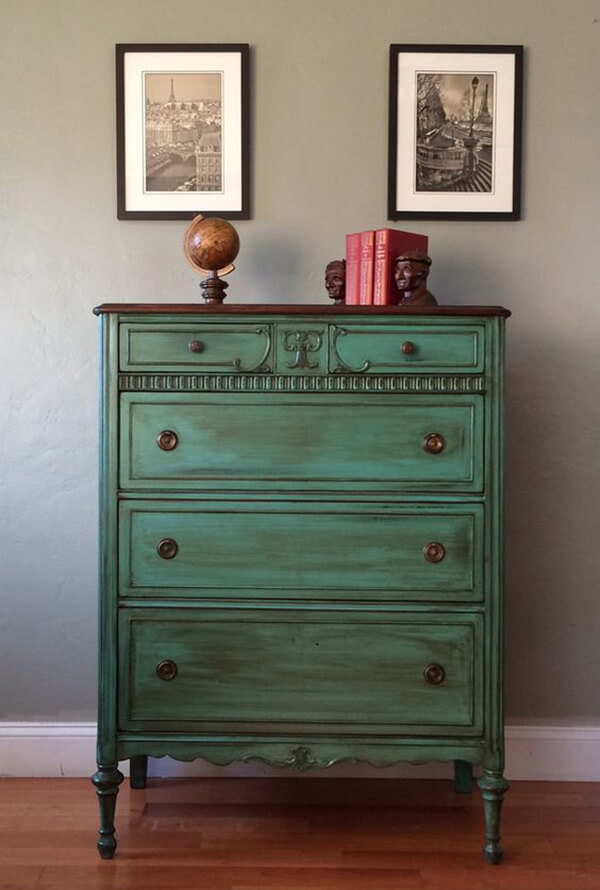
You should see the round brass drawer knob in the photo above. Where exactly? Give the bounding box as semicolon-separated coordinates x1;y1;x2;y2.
402;341;415;354
189;340;204;353
157;538;178;560
424;663;445;685
423;541;446;563
156;659;178;681
423;432;445;454
156;430;178;451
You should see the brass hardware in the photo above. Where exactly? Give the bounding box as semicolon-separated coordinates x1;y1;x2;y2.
402;341;415;354
156;430;178;451
423;432;445;454
156;660;178;681
157;538;178;560
424;663;445;685
423;541;446;563
188;340;204;353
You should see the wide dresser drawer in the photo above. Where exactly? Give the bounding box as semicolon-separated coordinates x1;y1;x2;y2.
329;323;485;374
119;501;483;602
118;608;483;735
120;323;273;373
120;393;483;492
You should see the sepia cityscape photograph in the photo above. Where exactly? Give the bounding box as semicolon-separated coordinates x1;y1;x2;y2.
144;72;223;194
415;72;495;193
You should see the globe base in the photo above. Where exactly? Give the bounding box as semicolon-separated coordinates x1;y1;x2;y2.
200;272;229;304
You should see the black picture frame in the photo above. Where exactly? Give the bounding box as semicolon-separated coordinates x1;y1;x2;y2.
116;43;250;220
388;44;523;221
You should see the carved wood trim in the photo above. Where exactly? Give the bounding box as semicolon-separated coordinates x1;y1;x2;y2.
118;373;485;393
282;329;324;370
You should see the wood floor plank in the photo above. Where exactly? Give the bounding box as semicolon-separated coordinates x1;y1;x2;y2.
1;778;599;890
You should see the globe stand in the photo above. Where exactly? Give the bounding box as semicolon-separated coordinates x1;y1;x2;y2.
183;214;240;306
199;271;229;304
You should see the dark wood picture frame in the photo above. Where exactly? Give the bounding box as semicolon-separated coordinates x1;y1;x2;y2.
388;44;523;221
116;44;250;220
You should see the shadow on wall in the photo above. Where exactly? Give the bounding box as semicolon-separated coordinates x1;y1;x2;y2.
503;331;597;719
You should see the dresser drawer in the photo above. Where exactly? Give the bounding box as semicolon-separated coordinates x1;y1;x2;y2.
120;393;483;493
119;501;483;602
120;323;273;373
118;608;483;734
329;323;485;374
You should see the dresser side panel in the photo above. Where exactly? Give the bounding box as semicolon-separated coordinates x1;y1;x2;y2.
97;314;120;765
483;316;506;770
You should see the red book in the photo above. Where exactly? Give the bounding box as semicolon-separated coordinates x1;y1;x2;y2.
358;230;375;305
345;232;361;305
373;229;429;305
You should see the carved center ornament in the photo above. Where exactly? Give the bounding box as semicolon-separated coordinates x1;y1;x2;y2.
283;329;323;370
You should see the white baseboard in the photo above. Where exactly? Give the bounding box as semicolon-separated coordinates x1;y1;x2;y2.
1;722;599;781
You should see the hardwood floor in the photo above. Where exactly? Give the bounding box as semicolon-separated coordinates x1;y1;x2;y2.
1;777;599;889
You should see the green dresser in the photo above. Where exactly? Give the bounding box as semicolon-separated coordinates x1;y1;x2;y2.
93;303;510;862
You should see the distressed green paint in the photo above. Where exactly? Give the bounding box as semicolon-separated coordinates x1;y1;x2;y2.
121;323;274;372
95;308;508;861
129;754;148;789
454;758;474;793
91;765;123;858
96;314;119;766
275;323;328;374
118;607;482;734
483;318;506;773
329;323;485;374
120;393;483;492
120;501;483;601
478;770;510;863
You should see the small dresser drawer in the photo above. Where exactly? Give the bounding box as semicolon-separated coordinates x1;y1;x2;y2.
329;324;484;374
120;392;483;492
120;323;273;373
118;608;483;735
119;501;484;602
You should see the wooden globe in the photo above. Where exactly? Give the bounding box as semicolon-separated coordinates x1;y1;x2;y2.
183;215;240;277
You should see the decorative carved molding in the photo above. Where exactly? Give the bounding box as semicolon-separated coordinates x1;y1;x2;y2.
119;373;485;393
330;326;371;373
119;744;478;771
244;745;336;772
233;325;273;372
282;329;323;370
128;746;350;770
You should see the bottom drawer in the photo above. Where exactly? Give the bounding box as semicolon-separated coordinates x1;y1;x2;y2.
118;608;483;735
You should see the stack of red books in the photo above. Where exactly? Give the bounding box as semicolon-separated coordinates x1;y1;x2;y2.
345;228;428;305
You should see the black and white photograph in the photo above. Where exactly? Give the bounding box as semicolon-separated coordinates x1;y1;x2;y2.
415;72;495;194
116;44;249;220
389;45;522;220
144;73;223;194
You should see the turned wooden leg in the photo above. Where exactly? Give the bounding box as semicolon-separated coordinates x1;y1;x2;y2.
130;755;148;790
454;759;473;793
91;764;124;859
477;769;510;864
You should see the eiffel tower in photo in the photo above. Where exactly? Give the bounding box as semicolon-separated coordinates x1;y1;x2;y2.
476;83;492;125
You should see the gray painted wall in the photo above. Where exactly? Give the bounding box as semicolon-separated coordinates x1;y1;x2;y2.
1;0;599;721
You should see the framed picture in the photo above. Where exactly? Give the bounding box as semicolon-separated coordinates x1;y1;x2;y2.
116;44;249;220
388;45;523;221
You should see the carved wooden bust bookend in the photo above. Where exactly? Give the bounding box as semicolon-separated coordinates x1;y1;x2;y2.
325;259;346;304
393;249;438;307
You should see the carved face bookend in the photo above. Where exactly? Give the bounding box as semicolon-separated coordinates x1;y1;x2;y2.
393;250;438;306
325;259;346;304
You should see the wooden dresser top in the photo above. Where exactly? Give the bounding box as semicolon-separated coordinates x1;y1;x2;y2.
94;303;511;318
